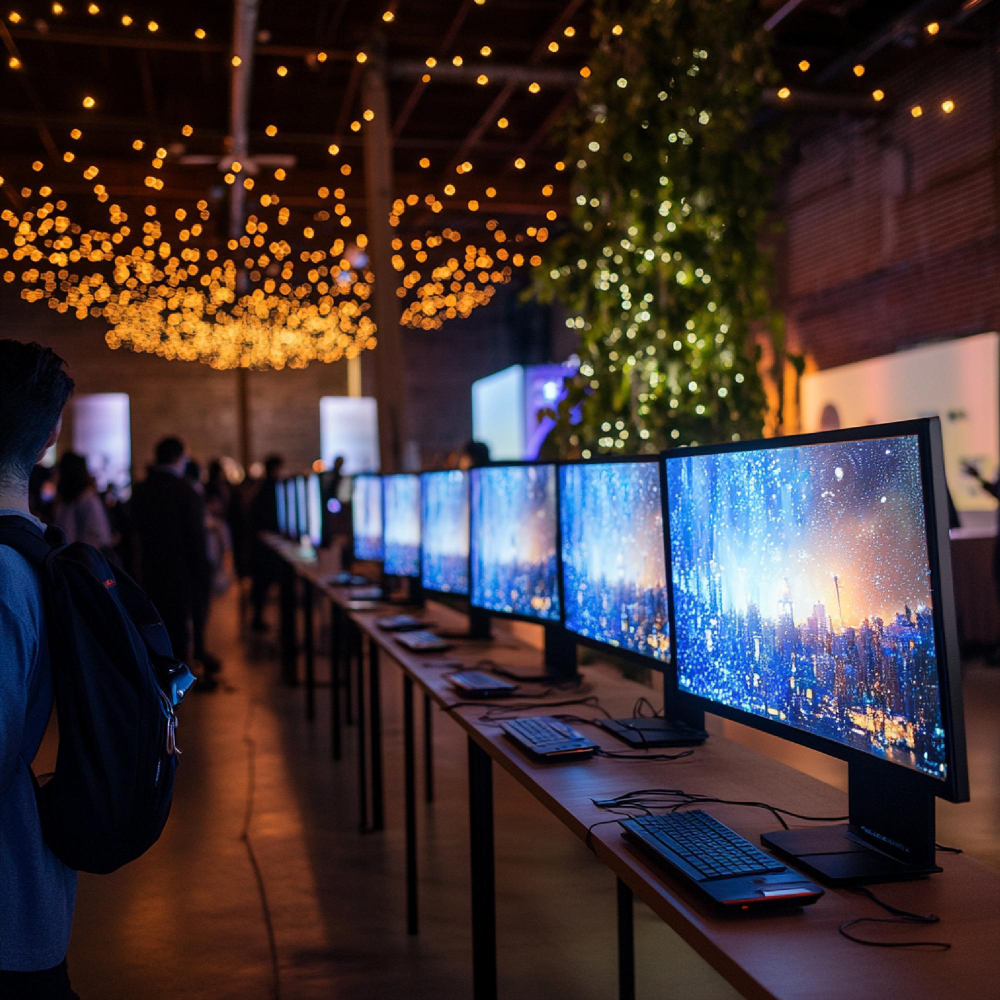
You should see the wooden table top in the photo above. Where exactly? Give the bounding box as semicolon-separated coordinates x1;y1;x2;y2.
267;536;1000;1000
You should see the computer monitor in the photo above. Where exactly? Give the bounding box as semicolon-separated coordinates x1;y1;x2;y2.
469;462;571;675
284;479;298;540
352;474;383;562
295;475;308;542
559;458;670;663
306;473;323;548
276;479;287;537
664;419;968;883
420;469;469;595
383;474;421;579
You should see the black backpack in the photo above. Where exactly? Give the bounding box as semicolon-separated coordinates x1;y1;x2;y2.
0;516;196;874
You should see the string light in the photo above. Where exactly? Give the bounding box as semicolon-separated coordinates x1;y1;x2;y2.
356;51;368;63
496;117;509;128
925;21;940;35
82;96;96;109
941;99;955;113
853;64;865;77
798;59;810;72
911;104;923;117
528;81;541;94
194;27;206;39
872;89;884;101
121;14;132;26
777;86;790;100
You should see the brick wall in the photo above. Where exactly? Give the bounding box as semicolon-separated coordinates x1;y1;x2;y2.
780;25;1000;375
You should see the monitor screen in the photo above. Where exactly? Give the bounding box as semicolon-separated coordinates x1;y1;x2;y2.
295;476;308;540
421;470;469;594
276;480;287;537
306;473;323;547
470;464;560;622
352;475;383;561
285;479;298;539
384;474;421;578
666;433;948;781
559;460;669;662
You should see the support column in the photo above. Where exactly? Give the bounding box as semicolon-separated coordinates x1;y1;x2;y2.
362;49;405;474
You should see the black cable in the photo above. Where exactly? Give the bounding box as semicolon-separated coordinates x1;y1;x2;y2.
935;843;963;854
240;705;281;1000
838;886;950;950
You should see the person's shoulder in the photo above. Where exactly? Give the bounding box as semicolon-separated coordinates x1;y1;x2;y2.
0;545;43;615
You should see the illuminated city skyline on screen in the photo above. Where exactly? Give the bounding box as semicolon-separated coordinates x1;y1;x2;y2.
384;474;421;578
421;470;469;594
666;434;947;779
559;461;669;661
352;475;383;561
470;464;560;621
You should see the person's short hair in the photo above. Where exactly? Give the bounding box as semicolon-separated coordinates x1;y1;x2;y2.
155;436;186;466
264;454;284;477
463;440;491;467
0;340;74;486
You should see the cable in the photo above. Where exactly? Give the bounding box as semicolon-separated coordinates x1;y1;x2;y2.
240;704;282;1000
935;843;963;854
838;886;950;950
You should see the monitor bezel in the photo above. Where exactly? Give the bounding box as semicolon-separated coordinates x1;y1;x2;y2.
468;460;564;626
382;472;422;580
419;468;471;598
284;478;299;540
663;418;969;803
556;454;672;671
351;472;385;563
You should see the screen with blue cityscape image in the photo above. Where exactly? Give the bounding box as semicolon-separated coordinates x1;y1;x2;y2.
560;461;670;662
384;474;421;577
352;475;383;561
666;434;947;780
421;470;469;594
470;464;560;621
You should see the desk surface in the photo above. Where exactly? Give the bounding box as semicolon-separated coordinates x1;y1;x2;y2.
269;537;1000;1000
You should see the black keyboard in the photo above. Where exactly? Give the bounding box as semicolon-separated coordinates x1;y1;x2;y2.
624;810;786;881
394;630;452;652
376;614;424;631
501;716;597;760
449;670;517;697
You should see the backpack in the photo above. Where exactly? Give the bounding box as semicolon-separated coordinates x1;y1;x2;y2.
0;516;196;874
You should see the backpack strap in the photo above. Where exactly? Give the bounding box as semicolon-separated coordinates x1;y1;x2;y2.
0;515;64;565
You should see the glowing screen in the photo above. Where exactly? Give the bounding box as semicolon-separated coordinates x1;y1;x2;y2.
384;475;421;578
666;434;946;779
352;475;383;561
421;470;469;594
560;461;669;662
470;464;559;621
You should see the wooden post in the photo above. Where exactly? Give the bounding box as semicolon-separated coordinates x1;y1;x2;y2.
362;50;405;474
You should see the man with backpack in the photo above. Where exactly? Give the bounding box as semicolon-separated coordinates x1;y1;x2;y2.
0;340;79;997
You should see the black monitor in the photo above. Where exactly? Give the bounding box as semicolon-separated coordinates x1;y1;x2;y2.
306;473;323;548
558;457;705;744
420;469;469;595
294;475;308;544
276;478;287;537
352;474;383;562
383;473;421;580
470;462;574;677
664;418;968;883
284;478;299;540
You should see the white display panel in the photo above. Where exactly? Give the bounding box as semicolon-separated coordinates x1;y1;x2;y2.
319;396;380;474
800;332;999;514
72;393;131;493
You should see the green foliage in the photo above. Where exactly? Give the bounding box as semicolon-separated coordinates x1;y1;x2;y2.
533;0;785;456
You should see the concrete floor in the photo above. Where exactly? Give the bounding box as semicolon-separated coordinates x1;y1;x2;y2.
65;588;1000;999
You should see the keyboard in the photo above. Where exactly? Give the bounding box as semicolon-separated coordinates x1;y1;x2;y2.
621;810;824;910
323;572;372;587
394;630;452;652
376;614;425;632
501;716;598;761
448;670;517;697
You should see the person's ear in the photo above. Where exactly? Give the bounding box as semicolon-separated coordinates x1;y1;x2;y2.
35;416;62;464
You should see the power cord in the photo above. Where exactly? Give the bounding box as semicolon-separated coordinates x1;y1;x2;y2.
839;886;950;950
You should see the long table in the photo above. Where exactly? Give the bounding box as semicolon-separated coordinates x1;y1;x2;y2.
264;535;1000;1000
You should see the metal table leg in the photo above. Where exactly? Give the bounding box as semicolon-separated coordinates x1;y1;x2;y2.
368;637;384;832
617;878;636;1000
302;579;315;722
329;602;341;760
278;563;297;686
468;738;497;1000
403;675;418;935
356;627;368;833
423;692;434;805
344;617;355;725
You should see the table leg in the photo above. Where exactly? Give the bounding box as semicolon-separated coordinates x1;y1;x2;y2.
617;878;635;1000
302;579;315;722
329;602;341;760
278;563;297;686
368;637;384;832
403;675;418;935
357;630;368;833
423;692;434;805
468;738;497;1000
344;619;355;725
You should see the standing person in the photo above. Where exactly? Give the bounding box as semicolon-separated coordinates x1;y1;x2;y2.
131;437;212;684
51;452;114;551
0;340;79;998
249;454;284;632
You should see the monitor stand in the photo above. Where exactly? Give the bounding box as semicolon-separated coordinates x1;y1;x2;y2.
383;574;424;608
490;624;578;683
599;677;707;748
437;605;493;641
761;759;941;885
